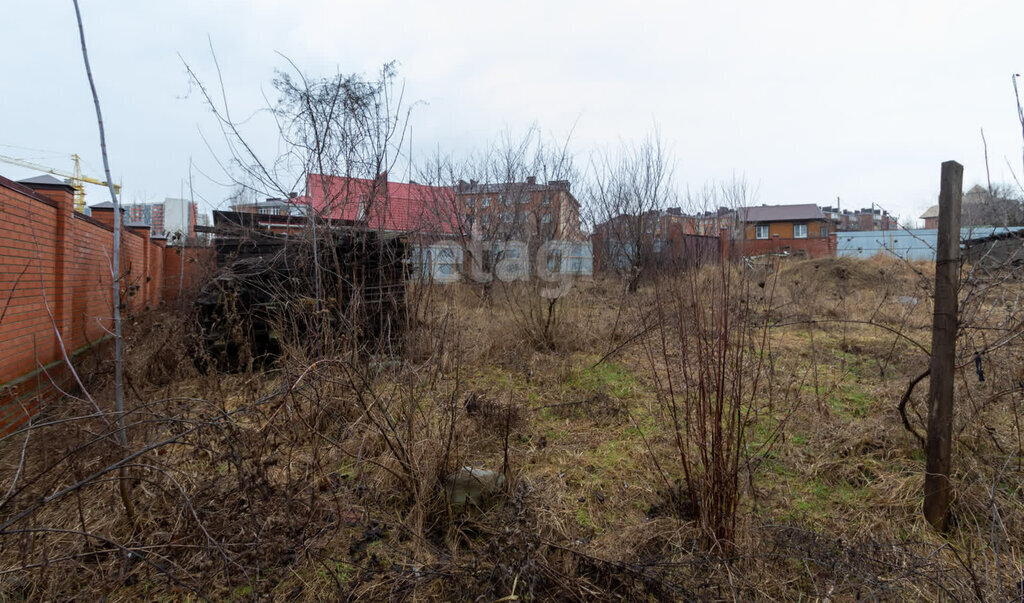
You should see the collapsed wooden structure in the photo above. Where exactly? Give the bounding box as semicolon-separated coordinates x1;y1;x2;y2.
195;211;407;368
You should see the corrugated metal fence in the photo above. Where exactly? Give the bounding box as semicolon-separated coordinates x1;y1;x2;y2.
837;227;1024;261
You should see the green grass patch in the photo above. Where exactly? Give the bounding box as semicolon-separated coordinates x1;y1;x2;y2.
783;476;871;522
315;559;353;588
575;507;593;528
565;361;638;399
828;383;872;418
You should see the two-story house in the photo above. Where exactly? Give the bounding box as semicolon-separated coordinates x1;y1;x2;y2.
737;204;836;258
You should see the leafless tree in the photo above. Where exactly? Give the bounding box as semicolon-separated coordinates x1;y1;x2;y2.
410;126;585;348
72;0;134;524
961;183;1024;227
587;129;676;292
185;56;412;355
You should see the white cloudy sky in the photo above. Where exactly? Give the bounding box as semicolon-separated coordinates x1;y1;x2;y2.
2;0;1022;225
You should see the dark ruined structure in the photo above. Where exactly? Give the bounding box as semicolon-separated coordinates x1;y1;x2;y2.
194;211;407;369
963;228;1024;274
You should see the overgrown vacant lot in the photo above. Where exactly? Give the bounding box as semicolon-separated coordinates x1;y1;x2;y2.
2;256;1023;600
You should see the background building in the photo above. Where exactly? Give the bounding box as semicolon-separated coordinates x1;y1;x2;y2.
230;194;309;217
455;177;584;243
821;205;898;231
734;203;837;258
123;197;198;241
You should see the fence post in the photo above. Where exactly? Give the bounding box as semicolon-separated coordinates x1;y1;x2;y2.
923;160;962;531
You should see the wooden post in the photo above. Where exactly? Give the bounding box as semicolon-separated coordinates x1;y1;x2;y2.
923;160;962;531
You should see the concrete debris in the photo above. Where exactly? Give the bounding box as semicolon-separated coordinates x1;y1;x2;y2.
445;467;505;509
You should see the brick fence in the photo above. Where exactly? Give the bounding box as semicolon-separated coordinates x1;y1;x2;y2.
0;175;212;434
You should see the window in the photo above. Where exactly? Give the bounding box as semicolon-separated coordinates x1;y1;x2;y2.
793;223;808;239
820;225;828;237
755;224;769;239
547;251;562;273
499;194;508;206
492;245;520;260
542;193;552;206
466;197;475;208
540;214;552;224
482;197;491;208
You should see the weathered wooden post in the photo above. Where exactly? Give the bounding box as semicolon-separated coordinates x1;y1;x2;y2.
923;160;962;531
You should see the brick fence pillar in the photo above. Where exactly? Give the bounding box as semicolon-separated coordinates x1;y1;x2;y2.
89;205;121;230
23;180;76;355
128;226;152;309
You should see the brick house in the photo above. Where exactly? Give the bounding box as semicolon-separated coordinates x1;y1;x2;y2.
304;172;464;282
592;208;719;273
821;205;898;231
454;177;583;243
919;205;940;230
303;172;591;281
230;194;310;217
736;203;837;258
918;185;1018;229
694;207;737;236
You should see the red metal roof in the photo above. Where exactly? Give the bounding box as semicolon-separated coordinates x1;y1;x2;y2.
306;173;458;235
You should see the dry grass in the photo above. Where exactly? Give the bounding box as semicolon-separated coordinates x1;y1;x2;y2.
1;256;1023;600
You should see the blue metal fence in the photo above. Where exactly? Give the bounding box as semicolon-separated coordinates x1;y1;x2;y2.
836;227;1024;261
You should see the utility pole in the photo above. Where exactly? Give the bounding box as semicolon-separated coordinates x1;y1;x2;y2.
923;160;962;531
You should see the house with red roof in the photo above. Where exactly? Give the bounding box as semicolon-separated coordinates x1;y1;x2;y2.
305;172;461;236
305;172;465;281
303;172;593;281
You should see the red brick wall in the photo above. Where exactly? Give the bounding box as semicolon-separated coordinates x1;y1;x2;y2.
0;183;63;382
733;233;837;258
161;245;215;302
0;176;211;434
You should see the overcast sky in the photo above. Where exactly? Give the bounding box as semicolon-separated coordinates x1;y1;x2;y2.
2;1;1022;225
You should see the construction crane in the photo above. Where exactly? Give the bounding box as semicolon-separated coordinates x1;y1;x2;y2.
0;153;121;213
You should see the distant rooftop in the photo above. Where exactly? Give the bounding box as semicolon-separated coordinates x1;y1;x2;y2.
456;178;571;194
18;174;67;186
740;203;824;222
89;201;125;210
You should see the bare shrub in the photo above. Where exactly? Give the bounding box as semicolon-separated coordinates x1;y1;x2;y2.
637;261;784;550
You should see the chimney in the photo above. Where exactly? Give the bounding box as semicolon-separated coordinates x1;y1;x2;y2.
526;176;536;185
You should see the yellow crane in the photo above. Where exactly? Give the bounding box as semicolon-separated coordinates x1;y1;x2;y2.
0;153;121;213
